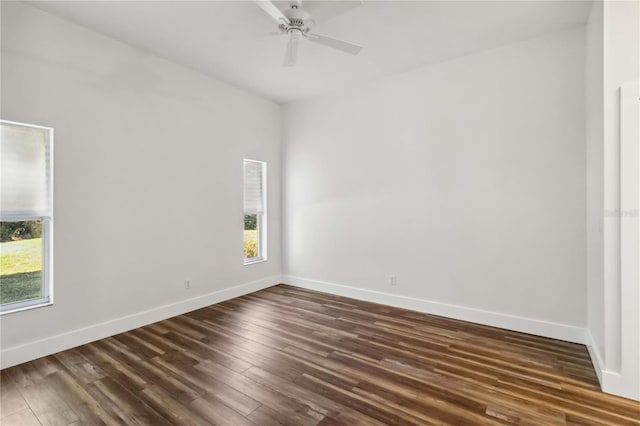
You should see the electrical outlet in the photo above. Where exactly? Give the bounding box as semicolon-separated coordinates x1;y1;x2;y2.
389;275;397;286
184;280;191;290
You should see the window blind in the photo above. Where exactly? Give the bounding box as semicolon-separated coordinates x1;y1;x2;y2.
244;160;264;214
0;122;52;219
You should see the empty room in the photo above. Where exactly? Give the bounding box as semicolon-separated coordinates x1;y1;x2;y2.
1;0;639;424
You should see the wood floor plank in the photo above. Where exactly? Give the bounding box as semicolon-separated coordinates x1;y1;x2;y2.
1;408;42;426
2;284;639;425
53;349;106;385
192;360;326;426
294;373;426;426
45;369;119;426
138;384;211;426
189;393;258;426
246;405;287;426
1;377;29;419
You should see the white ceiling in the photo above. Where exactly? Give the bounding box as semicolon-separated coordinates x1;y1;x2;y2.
28;1;592;104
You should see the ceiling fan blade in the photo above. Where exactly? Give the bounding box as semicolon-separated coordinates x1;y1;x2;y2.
284;32;301;67
254;0;290;25
306;33;363;55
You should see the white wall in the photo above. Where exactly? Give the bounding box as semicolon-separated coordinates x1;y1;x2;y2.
283;28;587;337
585;0;640;400
586;0;605;372
603;0;640;379
0;2;281;366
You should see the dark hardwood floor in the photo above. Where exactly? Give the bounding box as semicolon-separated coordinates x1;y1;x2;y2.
2;284;639;425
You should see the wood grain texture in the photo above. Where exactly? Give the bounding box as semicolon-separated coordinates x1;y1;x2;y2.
2;284;639;425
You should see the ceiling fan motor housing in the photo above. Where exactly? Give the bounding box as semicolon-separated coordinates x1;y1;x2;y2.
281;4;314;34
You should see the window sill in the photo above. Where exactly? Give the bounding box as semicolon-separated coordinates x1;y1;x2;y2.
244;258;267;266
0;300;53;316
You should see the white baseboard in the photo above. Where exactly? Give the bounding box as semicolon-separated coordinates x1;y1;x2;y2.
284;275;587;344
0;275;281;369
585;331;640;401
600;370;640;401
585;330;605;386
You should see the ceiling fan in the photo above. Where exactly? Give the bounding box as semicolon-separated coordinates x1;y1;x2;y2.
254;0;363;67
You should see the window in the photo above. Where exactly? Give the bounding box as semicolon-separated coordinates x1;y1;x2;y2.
0;120;53;314
244;159;266;264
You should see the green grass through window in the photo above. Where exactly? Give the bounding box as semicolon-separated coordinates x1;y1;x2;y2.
0;238;43;304
244;230;258;258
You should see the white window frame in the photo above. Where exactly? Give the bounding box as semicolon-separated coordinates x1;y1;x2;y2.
0;120;54;315
243;159;267;265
